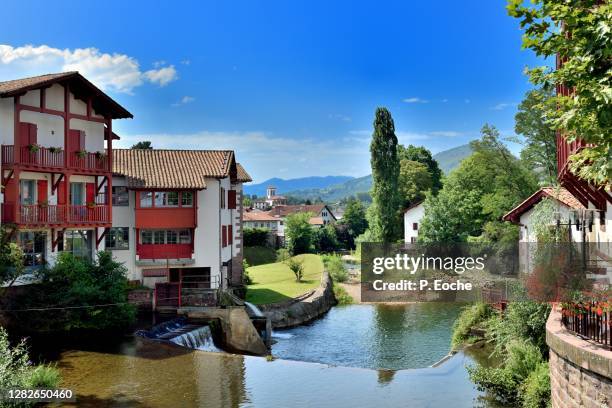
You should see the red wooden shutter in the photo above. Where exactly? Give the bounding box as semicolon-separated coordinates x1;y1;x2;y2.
86;183;95;204
37;180;48;204
68;130;81;153
228;190;236;209
19;123;37;146
228;225;233;245
222;225;227;247
57;180;66;205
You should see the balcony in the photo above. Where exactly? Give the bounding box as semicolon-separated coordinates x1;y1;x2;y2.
1;203;110;226
1;145;110;173
136;244;194;266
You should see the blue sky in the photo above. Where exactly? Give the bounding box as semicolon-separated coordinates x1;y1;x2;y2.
0;0;546;182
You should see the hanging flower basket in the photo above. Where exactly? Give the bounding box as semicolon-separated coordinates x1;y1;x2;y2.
49;146;63;154
95;151;107;161
76;149;88;158
86;201;96;209
28;143;41;153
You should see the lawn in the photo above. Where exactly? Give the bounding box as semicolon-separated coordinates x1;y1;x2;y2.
246;254;323;305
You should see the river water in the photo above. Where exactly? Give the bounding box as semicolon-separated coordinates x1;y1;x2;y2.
37;303;503;407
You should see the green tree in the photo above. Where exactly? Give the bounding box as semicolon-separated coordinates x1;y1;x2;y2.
341;197;368;240
514;86;558;185
243;195;252;208
397;144;443;193
0;227;26;288
131;141;153;149
284;212;314;255
284;257;304;282
419;125;538;243
369;108;401;243
398;160;432;209
314;224;339;253
508;0;612;186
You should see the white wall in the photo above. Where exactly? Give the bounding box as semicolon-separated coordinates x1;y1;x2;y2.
403;204;425;243
0;97;14;145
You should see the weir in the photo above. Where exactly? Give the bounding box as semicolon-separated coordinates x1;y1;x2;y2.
135;318;223;352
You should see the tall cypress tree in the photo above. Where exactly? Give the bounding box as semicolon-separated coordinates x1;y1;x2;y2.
370;107;400;243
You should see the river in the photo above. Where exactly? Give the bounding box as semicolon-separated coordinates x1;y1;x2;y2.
34;303;503;407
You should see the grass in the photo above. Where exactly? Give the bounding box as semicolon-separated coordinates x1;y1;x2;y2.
450;302;492;350
244;246;277;266
333;284;353;305
246;254;323;305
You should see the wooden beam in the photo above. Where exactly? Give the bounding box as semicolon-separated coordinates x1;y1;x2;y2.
96;175;107;195
2;169;14;188
51;228;65;251
96;227;108;248
51;173;64;193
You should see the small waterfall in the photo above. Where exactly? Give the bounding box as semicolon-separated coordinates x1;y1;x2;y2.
244;301;265;318
170;326;222;352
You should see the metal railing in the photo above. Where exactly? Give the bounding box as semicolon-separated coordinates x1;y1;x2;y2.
561;301;611;349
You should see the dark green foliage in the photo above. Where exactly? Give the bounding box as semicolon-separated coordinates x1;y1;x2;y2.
321;254;348;283
130;141;153;149
339;197;368;249
12;252;135;332
369;108;401;243
285;212;314;255
243;228;271;247
244;246;277;266
314;224;339;253
522;362;551;408
333;284;353;305
397;144;443;194
451;302;492;349
242;259;252;285
0;225;26;287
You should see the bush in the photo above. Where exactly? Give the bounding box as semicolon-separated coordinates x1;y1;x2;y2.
284;258;304;282
333;284;353;305
243;228;271;247
451;302;492;349
0;327;61;403
242;259;253;285
314;224;339;253
322;254;348;283
244;246;276;266
276;248;291;263
12;251;135;332
521;362;550;408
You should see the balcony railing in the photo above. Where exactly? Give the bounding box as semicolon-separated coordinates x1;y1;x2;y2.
1;203;110;225
1;145;109;172
137;244;193;260
561;301;611;350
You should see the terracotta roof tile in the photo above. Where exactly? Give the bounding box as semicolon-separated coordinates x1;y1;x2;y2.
113;149;242;189
0;72;76;95
243;211;279;222
236;163;252;182
503;187;585;224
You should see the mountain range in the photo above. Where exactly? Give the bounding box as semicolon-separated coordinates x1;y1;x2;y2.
245;143;473;202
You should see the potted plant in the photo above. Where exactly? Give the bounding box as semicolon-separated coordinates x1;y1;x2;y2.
86;201;96;209
48;146;63;154
39;200;49;209
76;149;87;159
28;143;40;153
95;151;107;161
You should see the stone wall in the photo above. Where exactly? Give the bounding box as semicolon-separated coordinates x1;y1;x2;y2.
258;271;337;329
546;307;612;408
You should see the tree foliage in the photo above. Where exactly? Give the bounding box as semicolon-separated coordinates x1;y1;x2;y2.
0;226;26;288
243;227;271;247
398;160;432;209
339;197;368;249
514;86;558;185
508;0;612;186
284;257;304;282
130;141;153;149
11;251;135;332
313;224;339;253
397;144;443;193
419;125;538;243
284;212;314;255
369;108;401;243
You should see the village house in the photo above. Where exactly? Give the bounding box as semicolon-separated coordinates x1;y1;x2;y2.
403;201;425;244
252;185;287;210
0;72;252;301
267;203;337;230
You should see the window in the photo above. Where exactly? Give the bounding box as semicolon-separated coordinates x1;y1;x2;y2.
179;230;191;244
228;225;233;245
181;191;193;207
63;230;92;261
220;187;226;209
70;183;85;205
112;186;129;206
167;230;178;244
20;180;36;205
413;223;418;231
140;191;153;207
222;226;227;247
153;230;165;244
106;227;129;250
141;230;153;244
411;237;417;243
18;231;46;267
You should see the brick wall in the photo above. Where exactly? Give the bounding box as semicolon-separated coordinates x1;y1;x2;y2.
547;307;612;408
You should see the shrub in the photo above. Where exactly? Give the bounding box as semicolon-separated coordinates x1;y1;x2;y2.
285;212;314;254
451;302;492;349
243;228;271;247
322;255;348;283
333;284;353;305
244;246;277;266
242;259;253;285
276;248;291;263
521;362;550;408
284;258;304;282
0;327;61;401
314;224;339;253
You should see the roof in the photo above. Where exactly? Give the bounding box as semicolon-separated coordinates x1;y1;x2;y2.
236;163;252;182
308;217;324;225
268;204;332;218
503;187;586;224
113;149;250;189
243;211;279;222
403;200;424;213
0;72;132;119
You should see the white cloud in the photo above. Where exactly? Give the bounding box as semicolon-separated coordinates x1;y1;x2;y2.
143;65;177;87
328;113;351;122
0;44;179;93
152;60;166;68
429;131;463;137
171;96;195;107
490;102;515;111
403;97;428;104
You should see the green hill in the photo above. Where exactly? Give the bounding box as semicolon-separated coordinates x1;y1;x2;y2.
286;143;473;203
